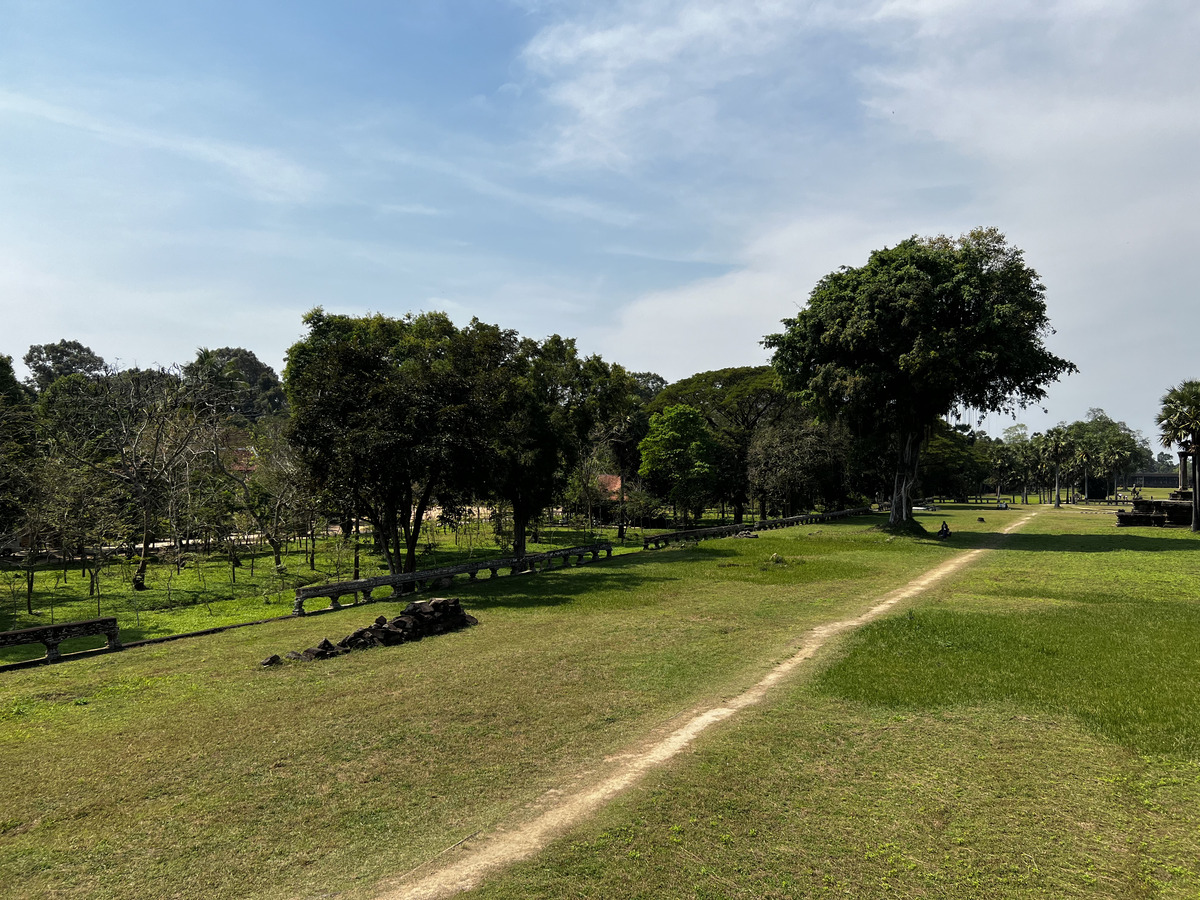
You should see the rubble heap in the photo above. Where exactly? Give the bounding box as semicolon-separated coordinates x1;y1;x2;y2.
262;598;478;666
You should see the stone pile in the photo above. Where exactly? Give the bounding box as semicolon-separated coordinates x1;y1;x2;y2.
262;598;478;666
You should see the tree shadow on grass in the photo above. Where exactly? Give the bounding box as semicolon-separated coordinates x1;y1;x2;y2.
919;530;1200;554
458;546;739;611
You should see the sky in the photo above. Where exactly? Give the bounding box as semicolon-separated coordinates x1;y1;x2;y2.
1;0;1197;443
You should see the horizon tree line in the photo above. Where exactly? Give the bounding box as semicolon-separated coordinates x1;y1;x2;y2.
2;228;1190;609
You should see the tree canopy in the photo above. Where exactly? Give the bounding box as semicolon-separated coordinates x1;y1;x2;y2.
22;339;106;394
651;366;784;522
765;227;1076;525
638;404;719;525
1157;380;1200;531
285;309;515;573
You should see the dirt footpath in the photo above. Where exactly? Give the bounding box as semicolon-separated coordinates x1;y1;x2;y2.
375;512;1038;900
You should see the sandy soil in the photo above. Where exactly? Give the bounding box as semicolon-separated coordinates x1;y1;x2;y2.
374;511;1038;900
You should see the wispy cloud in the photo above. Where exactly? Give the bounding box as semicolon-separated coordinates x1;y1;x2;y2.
0;89;323;202
357;142;639;226
520;0;848;168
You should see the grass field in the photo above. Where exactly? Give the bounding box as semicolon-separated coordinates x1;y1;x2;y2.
0;522;644;663
2;505;1198;899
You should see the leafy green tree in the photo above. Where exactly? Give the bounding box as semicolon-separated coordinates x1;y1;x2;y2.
285;309;510;574
638;405;719;526
488;335;611;557
0;354;36;539
587;366;664;539
765;227;1075;526
748;409;853;514
1033;426;1073;508
651;366;783;523
1156;380;1200;531
22;340;105;394
920;422;988;500
183;346;286;422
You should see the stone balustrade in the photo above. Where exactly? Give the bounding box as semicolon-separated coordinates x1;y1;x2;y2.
0;617;122;663
642;508;873;550
292;542;614;615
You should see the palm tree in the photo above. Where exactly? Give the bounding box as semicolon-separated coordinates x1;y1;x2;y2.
1039;426;1071;508
1156;380;1200;531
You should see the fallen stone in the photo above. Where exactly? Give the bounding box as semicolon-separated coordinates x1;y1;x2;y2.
277;598;478;663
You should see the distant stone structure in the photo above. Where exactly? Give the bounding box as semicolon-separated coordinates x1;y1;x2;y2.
1132;470;1182;490
1118;451;1193;526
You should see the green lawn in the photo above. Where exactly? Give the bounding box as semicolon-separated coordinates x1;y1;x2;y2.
0;523;645;663
3;505;1198;899
465;506;1200;899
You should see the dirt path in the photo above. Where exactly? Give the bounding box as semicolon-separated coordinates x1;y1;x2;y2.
375;512;1038;900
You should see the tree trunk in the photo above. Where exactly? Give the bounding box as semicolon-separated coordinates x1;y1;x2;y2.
1053;466;1061;508
403;480;437;573
616;477;627;540
134;520;152;589
888;430;920;526
1192;448;1199;533
350;518;360;580
512;513;528;559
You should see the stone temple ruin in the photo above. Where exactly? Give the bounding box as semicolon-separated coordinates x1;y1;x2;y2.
1117;451;1194;526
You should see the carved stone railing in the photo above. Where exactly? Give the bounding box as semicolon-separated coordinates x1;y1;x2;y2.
642;508;873;550
292;542;614;615
0;617;122;663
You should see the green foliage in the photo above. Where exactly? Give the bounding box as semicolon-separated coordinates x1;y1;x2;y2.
651;365;784;519
183;346;287;421
285;309;514;573
487;335;615;556
748;408;855;513
0;355;36;535
766;227;1075;522
1157;381;1200;527
21;339;105;394
637;405;719;524
919;421;988;499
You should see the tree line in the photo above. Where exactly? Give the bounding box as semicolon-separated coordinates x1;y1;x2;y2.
3;227;1177;608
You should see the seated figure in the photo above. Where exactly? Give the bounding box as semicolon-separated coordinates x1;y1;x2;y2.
937;520;951;540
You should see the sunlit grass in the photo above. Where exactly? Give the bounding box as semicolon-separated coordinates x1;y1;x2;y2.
462;507;1200;900
0;512;964;899
5;507;1199;899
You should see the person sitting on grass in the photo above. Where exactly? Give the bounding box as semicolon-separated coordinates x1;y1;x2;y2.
937;520;951;540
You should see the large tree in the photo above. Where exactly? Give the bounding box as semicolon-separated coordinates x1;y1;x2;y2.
0;355;36;549
285;309;511;574
638;404;719;526
765;227;1075;526
38;367;211;588
183;346;287;422
487;335;612;558
22;340;106;394
748;408;854;515
1156;380;1200;531
650;366;783;523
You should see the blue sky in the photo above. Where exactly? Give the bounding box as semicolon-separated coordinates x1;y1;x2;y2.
2;0;1198;442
